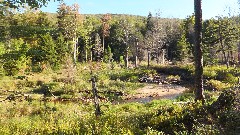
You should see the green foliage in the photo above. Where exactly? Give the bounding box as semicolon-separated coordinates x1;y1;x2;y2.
1;38;30;75
109;68;154;83
175;93;194;102
203;68;218;79
178;15;195;59
77;16;101;62
26;33;63;71
57;3;80;41
156;65;240;87
175;35;189;61
0;42;5;55
206;79;230;91
119;55;124;67
103;46;113;63
166;75;181;82
146;12;154;32
39;33;59;68
0;85;239;134
0;42;5;76
216;71;238;83
204;66;239;84
55;34;70;62
211;90;236;111
203;17;239;66
0;0;61;9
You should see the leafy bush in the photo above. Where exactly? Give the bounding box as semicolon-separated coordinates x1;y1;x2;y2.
206;79;230;91
203;69;217;79
38;33;60;69
175;93;194;102
103;46;113;63
1;39;30;75
211;90;236;111
166;75;181;82
119;55;124;68
204;66;239;83
216;71;238;83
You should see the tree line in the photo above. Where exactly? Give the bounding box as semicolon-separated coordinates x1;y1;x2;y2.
0;2;240;76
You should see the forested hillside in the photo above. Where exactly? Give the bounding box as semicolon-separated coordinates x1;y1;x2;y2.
0;1;240;134
1;5;240;75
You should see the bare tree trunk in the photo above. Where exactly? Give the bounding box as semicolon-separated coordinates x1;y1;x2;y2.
238;42;240;65
156;49;160;64
85;49;88;62
227;51;230;68
125;46;129;68
91;76;101;117
194;0;204;104
90;51;93;62
162;49;165;64
218;21;228;67
220;42;227;66
135;41;138;68
73;38;77;64
148;49;150;68
102;36;105;53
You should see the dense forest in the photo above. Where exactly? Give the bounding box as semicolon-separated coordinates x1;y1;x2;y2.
0;0;240;134
1;3;240;75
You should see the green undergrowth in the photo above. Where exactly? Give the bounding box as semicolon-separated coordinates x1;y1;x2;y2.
0;63;150;102
154;65;240;92
0;89;239;135
0;63;239;134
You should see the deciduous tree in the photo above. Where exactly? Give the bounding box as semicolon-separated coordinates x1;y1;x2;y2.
0;0;60;9
57;3;81;63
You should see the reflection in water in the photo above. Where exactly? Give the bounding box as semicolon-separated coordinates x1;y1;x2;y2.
113;94;180;104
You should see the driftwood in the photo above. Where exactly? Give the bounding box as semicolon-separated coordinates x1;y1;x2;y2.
139;75;181;85
0;93;31;102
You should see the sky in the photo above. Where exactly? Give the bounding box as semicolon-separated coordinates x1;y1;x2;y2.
41;0;240;19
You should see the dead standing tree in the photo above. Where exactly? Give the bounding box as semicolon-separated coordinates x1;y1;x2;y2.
135;38;139;67
101;14;111;52
194;0;205;104
90;75;101;117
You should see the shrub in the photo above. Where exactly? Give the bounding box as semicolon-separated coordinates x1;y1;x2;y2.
166;75;181;82
206;79;230;91
103;46;113;63
203;69;217;79
1;39;30;76
210;90;236;114
38;33;60;69
119;56;124;68
175;93;194;102
216;71;238;83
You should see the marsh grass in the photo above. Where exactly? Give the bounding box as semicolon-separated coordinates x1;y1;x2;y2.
0;63;239;134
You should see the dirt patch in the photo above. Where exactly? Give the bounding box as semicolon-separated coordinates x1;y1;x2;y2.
121;83;188;103
137;84;187;97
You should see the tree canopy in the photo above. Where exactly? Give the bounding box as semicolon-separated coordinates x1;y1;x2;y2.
0;0;60;9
